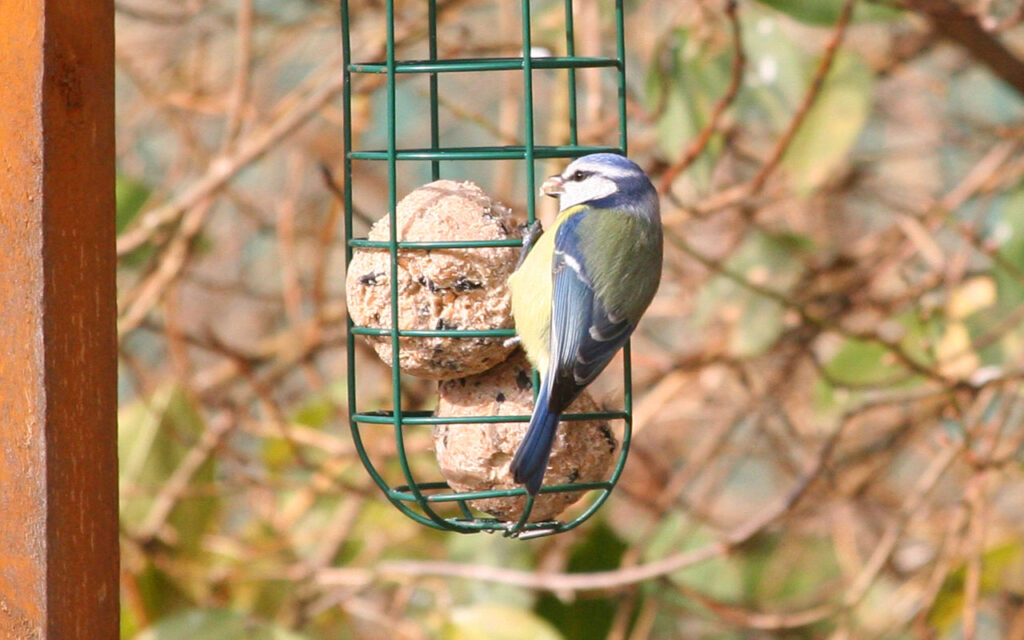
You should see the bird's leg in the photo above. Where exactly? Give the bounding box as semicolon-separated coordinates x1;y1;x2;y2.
515;220;543;270
505;221;544;348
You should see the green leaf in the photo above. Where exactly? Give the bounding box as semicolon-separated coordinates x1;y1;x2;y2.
445;533;535;610
116;174;157;266
642;513;745;600
119;385;220;552
536;521;626;639
823;337;891;386
747;534;840;607
927;542;1023;632
134;609;311;640
116;174;152;233
733;294;786;356
990;185;1024;308
752;0;902;25
443;605;563;640
646;28;733;189
122;562;195;638
669;530;746;601
737;10;810;123
782;52;874;195
292;394;335;429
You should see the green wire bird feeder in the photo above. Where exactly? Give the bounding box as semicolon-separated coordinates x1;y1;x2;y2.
342;0;634;538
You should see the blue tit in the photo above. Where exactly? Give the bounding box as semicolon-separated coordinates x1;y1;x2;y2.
508;153;663;495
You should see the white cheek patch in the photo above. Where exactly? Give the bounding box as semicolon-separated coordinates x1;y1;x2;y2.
559;177;617;210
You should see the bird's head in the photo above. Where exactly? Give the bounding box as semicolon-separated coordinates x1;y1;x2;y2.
540;153;656;213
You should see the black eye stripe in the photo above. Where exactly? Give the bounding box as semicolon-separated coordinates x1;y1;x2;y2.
569;170;592;181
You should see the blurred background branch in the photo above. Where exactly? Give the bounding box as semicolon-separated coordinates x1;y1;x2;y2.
900;0;1024;95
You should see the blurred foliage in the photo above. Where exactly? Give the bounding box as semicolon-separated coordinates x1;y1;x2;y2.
752;0;902;25
135;609;313;640
535;523;629;638
115;0;1024;638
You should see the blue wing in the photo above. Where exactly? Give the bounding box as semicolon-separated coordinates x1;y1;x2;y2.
510;210;635;494
546;211;635;412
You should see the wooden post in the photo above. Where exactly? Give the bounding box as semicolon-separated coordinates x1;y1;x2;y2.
0;1;119;638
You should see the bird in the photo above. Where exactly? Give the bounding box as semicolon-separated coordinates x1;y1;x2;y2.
507;153;663;495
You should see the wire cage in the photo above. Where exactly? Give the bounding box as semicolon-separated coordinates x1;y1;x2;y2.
341;0;633;538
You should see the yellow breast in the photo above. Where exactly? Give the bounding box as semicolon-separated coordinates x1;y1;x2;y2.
507;208;581;377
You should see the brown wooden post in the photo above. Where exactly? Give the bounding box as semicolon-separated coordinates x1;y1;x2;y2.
0;1;119;638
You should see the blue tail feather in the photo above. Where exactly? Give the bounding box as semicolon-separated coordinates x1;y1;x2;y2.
510;390;561;496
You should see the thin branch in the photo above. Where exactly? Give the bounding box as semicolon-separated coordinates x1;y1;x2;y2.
317;418;849;593
900;0;1024;97
133;410;237;544
746;0;858;196
224;0;253;145
658;0;745;193
116;59;346;257
118;197;215;333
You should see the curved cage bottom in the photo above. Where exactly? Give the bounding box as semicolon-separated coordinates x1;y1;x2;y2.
349;409;632;538
381;479;619;539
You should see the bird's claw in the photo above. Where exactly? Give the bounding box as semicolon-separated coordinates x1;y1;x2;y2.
515;220;544;269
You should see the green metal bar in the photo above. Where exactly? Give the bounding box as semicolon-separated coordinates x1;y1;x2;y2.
521;0;536;227
554;0;630;536
523;0;543;516
348;56;620;74
348;238;522;249
343;0;435;529
350;327;516;338
348;144;620;161
342;0;378;513
385;0;454;531
384;0;403;488
394;481;614;503
384;475;608;536
352;410;627;425
612;341;634;488
506;491;537;536
382;0;449;529
611;0;631;477
615;0;628;152
564;0;579;146
543;489;614;535
341;0;354;438
456;500;474;519
428;0;440;181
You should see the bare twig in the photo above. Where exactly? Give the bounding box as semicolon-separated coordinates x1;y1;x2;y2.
133;410;237;544
746;0;858;196
659;0;744;193
318;419;847;593
224;0;253;145
118;197;216;333
116;60;346;257
900;0;1024;97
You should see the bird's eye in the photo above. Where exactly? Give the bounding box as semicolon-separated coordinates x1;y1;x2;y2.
570;170;590;181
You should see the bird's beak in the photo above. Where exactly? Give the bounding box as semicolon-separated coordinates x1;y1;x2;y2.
540;175;564;198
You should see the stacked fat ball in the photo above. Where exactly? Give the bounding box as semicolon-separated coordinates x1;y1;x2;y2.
346;179;616;521
434;350;615;521
346;180;520;379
